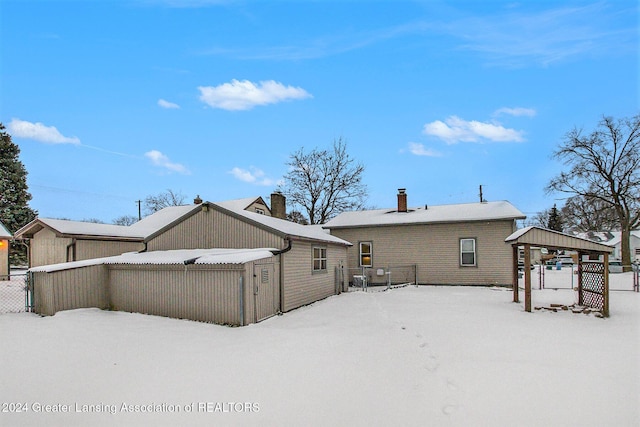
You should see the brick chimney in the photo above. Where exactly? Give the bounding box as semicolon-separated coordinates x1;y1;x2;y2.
271;191;286;220
397;188;407;213
194;195;203;204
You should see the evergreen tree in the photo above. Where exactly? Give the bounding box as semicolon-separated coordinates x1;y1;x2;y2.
0;123;38;265
547;204;563;232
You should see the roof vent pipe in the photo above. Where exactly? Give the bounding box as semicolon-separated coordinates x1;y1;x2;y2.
194;195;203;205
397;188;407;213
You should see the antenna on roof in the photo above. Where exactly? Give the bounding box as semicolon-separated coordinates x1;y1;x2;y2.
479;185;486;203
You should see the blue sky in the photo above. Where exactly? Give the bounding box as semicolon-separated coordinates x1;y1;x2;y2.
1;0;637;223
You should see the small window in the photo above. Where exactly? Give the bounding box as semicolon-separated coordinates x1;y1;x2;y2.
255;208;265;215
460;238;476;267
313;247;327;271
360;242;372;267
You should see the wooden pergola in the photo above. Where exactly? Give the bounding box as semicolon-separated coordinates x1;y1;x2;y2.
505;226;615;317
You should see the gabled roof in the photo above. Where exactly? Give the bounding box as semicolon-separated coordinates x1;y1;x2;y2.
216;196;271;214
14;205;201;242
575;230;640;246
210;202;352;246
14;218;142;241
29;248;278;273
505;226;614;253
130;205;202;241
0;221;12;239
13;196;351;247
323;200;526;229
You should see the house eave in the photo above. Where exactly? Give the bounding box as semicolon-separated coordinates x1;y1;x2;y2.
324;216;526;230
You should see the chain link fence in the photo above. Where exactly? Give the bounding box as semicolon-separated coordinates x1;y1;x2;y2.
0;271;29;314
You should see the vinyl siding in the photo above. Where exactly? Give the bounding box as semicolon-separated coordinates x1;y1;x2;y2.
76;240;144;262
147;208;283;251
282;240;347;312
29;228;143;267
30;228;71;267
108;265;247;325
331;220;517;286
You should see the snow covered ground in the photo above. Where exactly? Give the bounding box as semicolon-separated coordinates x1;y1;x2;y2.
1;269;638;426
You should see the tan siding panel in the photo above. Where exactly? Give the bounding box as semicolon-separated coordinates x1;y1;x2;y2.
30;228;71;267
282;241;347;312
32;265;108;315
332;220;516;286
108;265;246;325
76;240;144;261
147;209;283;251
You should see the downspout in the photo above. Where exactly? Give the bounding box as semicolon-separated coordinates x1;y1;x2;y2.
239;274;244;326
270;238;292;314
66;238;77;262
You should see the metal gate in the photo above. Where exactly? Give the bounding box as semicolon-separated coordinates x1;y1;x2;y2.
253;263;277;323
0;272;32;314
578;262;606;312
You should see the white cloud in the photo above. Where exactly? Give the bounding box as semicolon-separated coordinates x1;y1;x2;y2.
8;118;80;144
144;150;190;174
407;142;442;157
229;167;277;186
423;116;525;144
493;107;536;117
158;99;180;109
198;79;312;111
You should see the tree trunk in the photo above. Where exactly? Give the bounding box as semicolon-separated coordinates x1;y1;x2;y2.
620;224;632;272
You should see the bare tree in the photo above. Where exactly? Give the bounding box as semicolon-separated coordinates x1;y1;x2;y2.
286;210;309;225
82;218;105;224
280;138;368;224
144;189;186;215
526;209;551;228
561;194;618;233
546;114;640;270
113;215;138;226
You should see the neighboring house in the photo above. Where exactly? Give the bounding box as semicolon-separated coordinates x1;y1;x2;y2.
323;189;526;286
26;194;351;325
578;230;640;262
0;221;11;280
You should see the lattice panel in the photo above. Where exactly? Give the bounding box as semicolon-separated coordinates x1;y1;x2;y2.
580;263;605;311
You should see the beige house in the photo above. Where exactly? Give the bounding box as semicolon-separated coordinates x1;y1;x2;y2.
27;194;351;325
0;221;11;279
15;196;275;268
324;189;526;286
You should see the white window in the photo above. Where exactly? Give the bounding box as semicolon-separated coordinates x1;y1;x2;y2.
460;238;476;267
359;242;372;267
255;208;265;215
313;247;327;271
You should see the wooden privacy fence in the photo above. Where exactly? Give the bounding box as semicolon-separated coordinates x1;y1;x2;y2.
29;260;280;326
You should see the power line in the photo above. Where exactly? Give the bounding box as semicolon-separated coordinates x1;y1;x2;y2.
31;184;133;202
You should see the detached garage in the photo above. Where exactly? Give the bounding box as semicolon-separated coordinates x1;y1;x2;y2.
29;248;281;326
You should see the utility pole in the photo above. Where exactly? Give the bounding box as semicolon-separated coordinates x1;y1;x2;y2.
136;200;142;220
